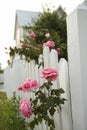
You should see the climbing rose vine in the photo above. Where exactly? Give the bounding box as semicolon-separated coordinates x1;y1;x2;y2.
18;67;66;130
5;31;61;65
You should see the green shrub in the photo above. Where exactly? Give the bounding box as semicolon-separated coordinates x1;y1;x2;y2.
0;91;7;130
0;92;28;130
0;90;7;100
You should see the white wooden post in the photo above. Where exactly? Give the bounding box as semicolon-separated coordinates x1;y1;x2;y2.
67;2;87;130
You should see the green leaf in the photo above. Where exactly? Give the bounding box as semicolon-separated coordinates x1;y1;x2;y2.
38;116;42;123
48;81;53;86
32;99;38;106
34;117;39;125
49;107;56;116
48;118;55;128
29;121;35;129
51;88;65;97
50;127;55;130
58;88;65;94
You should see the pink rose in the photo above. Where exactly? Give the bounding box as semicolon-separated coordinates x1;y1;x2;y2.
18;79;39;92
45;33;50;38
22;80;31;92
41;68;58;81
29;32;36;38
20;99;32;118
29;79;39;89
43;40;55;49
18;86;23;91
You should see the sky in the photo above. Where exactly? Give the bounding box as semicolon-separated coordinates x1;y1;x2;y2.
0;0;84;68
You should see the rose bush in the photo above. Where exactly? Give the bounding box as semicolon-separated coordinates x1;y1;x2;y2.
5;30;62;66
18;67;66;130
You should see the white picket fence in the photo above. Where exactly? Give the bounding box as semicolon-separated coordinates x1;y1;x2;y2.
4;46;72;130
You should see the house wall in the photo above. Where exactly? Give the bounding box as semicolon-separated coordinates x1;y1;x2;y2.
15;17;21;47
15;26;29;47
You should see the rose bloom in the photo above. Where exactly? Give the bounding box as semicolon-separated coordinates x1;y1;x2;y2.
22;80;31;92
29;32;36;38
18;79;39;92
45;33;50;38
29;79;39;89
41;68;58;81
18;86;23;91
43;40;55;49
20;99;32;118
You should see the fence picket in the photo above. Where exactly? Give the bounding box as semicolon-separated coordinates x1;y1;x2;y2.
59;58;72;130
43;46;50;68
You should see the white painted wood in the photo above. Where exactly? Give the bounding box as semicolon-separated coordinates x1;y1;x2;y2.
28;62;32;78
59;58;73;130
30;60;36;79
50;49;58;69
50;49;59;89
35;64;39;82
67;2;87;130
43;46;50;68
38;54;44;85
49;48;61;130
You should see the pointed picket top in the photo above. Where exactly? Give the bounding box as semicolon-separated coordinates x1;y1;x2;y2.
43;46;50;68
58;58;73;130
50;49;58;69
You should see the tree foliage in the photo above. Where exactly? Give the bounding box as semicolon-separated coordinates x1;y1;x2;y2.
31;6;67;59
